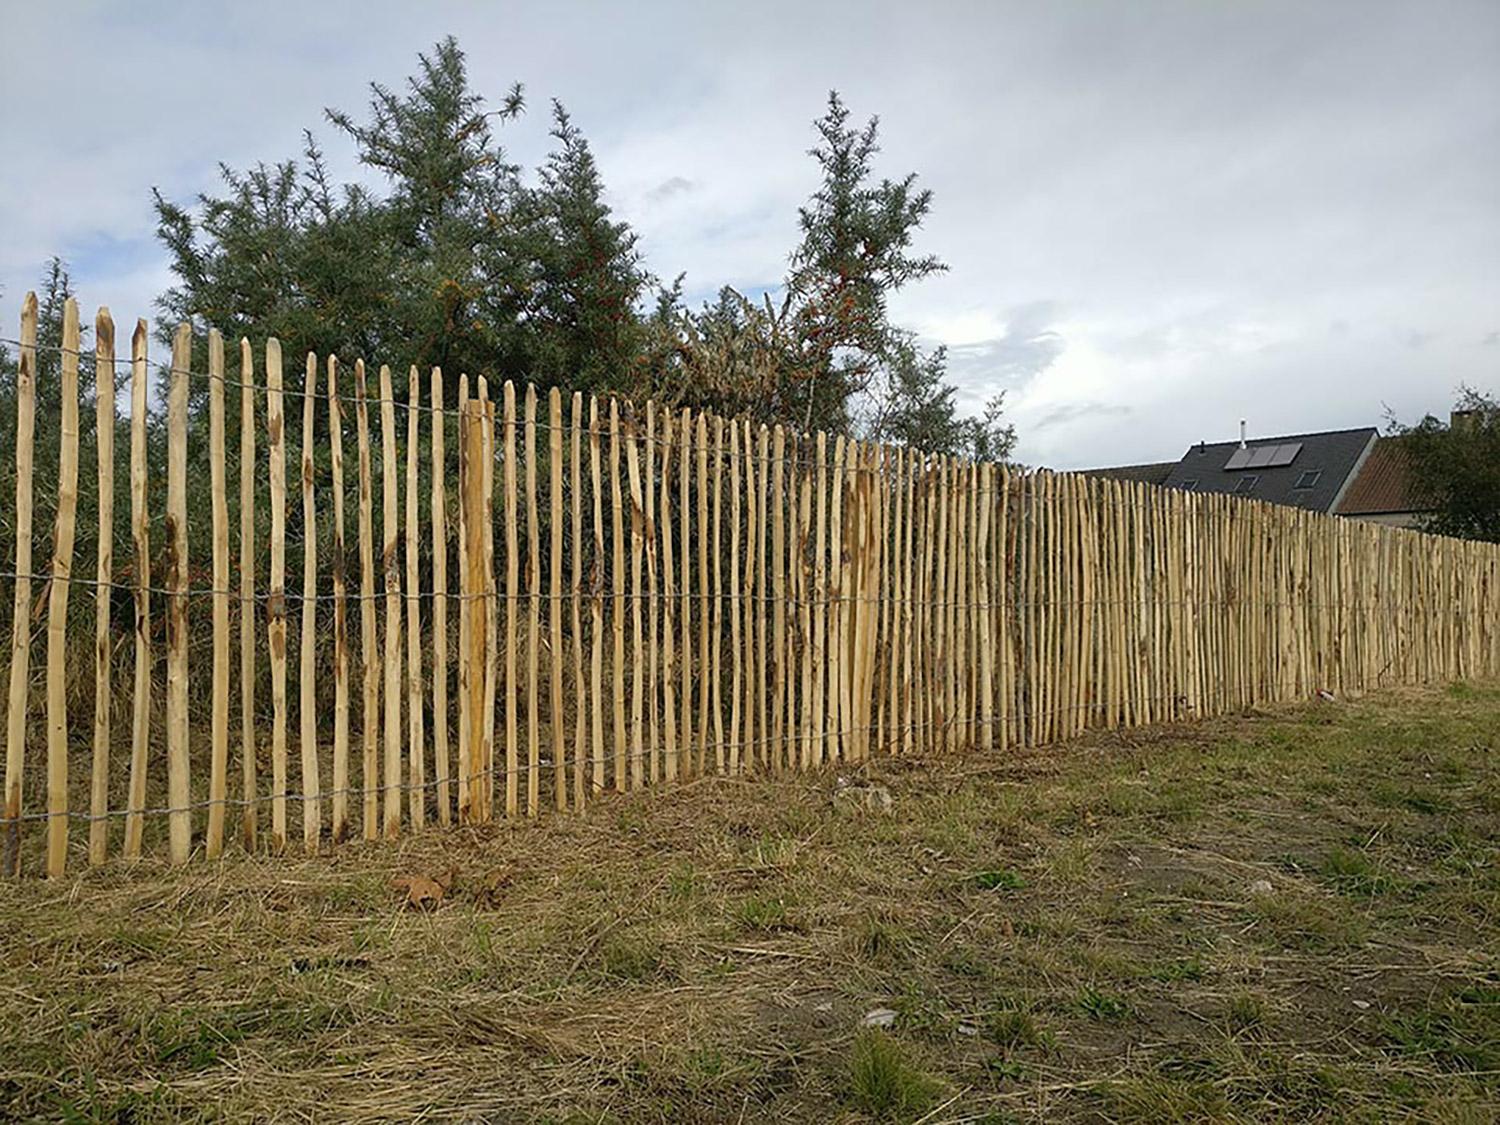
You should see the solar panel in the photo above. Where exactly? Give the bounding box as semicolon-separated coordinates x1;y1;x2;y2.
1270;442;1303;466
1224;441;1304;470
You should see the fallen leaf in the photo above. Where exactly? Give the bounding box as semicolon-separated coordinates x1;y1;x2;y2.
391;871;452;911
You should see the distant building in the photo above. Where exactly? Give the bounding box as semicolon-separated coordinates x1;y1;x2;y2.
1333;435;1435;528
1079;423;1437;527
1083;425;1376;513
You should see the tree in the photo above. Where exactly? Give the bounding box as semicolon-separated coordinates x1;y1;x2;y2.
153;38;651;398
641;92;1014;459
1388;387;1500;542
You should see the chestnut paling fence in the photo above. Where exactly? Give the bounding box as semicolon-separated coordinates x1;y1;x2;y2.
3;295;1499;877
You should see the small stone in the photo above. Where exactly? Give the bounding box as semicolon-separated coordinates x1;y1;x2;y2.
957;1022;979;1037
1247;879;1274;896
1352;999;1371;1010
861;1007;899;1029
836;785;893;814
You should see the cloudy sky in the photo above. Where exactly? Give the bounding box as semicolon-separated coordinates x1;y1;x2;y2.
1;0;1495;468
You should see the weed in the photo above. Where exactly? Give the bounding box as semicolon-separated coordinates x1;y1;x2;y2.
1077;987;1130;1022
848;1031;940;1119
971;869;1025;892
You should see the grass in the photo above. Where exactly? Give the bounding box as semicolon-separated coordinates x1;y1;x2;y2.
1;682;1498;1120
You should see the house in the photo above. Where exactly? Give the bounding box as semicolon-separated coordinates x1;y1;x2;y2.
1084;424;1377;513
1333;435;1435;528
1081;422;1440;526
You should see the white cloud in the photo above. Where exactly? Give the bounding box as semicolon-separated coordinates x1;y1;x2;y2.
2;0;1496;466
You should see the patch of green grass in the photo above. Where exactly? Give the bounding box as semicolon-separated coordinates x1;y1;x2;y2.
1226;992;1267;1036
1380;984;1500;1073
858;916;913;963
984;1005;1043;1052
598;932;666;981
1077;986;1130;1022
736;894;801;933
1319;847;1400;897
1149;958;1206;983
848;1031;940;1119
971;868;1025;892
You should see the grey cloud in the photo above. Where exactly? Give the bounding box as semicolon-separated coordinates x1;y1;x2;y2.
1031;401;1134;433
645;175;695;204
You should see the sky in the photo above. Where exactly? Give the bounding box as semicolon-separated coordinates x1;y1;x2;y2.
1;0;1496;468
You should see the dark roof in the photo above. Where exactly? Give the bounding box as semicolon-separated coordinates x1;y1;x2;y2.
1337;436;1435;515
1161;427;1377;512
1078;462;1176;487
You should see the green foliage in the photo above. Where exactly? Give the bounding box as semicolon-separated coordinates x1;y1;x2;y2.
1386;387;1500;542
153;37;652;402
848;1031;940;1118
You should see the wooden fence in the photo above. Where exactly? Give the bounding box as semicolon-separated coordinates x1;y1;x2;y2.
3;295;1499;876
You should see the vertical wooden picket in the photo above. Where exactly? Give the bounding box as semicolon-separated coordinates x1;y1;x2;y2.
590;396;606;794
626;407;646;788
88;310;116;866
770;425;787;771
679;409;693;779
355;361;380;839
610;400;627;790
45;299;82;876
164;320;191;864
456;376;472;821
330;359;350;842
299;353;321;854
524;384;540;816
405;368;425;829
660;413;677;783
646;405;659;783
503;381;520;818
205;330;229;859
696;413;710;774
728;422;742;773
266;339;289;852
2;292;37;875
550;387;565;811
431;369;449;826
379;364;403;838
570;392;587;807
123;319;150;861
239;339;257;849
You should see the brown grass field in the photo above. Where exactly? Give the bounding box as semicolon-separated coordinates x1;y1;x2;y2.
2;682;1497;1122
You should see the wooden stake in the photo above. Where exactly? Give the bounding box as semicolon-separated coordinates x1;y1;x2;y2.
610;399;627;790
299;352;321;853
205;329;229;858
481;384;497;821
645;404;659;783
164;320;191;864
88;309;116;865
430;369;449;826
503;381;520;817
456;376;471;821
696;413;710;774
621;408;645;792
755;425;770;769
590;397;606;794
711;417;726;772
239;339;257;849
405;367;425;830
2;292;37;874
354;361;379;839
123;319;150;861
329;358;350;842
266;340;290;852
379;364;402;838
679;409;693;779
811;432;827;767
660;412;677;783
549;387;565;811
45;299;82;876
770;425;786;772
524;384;540;815
728;422;743;773
570;392;587;808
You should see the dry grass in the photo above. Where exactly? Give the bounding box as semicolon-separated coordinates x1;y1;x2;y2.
2;682;1498;1122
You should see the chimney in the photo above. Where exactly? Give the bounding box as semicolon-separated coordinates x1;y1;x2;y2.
1239;420;1247;448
